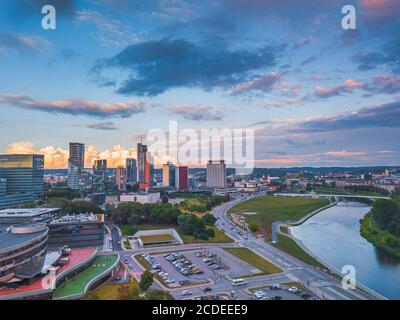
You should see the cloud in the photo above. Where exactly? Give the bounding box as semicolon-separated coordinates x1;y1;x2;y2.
74;10;139;46
0;93;147;118
355;37;400;72
92;38;283;96
292;100;400;132
3;141;138;169
366;74;400;94
86;121;118;130
231;72;283;95
359;0;400;26
168;105;223;121
314;80;363;98
0;31;49;54
323;150;367;157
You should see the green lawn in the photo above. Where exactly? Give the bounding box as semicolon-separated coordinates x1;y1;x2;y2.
272;234;325;269
229;195;329;240
179;226;234;244
223;247;282;276
313;187;348;195
53;255;119;299
94;278;140;300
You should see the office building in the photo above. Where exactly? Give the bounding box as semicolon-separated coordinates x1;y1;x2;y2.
137;143;151;190
67;143;85;190
47;213;104;249
126;158;137;186
162;162;176;187
175;166;189;190
207;160;227;188
115;166;127;191
120;193;160;204
93;159;107;192
0;223;49;285
0;154;44;196
0;154;44;209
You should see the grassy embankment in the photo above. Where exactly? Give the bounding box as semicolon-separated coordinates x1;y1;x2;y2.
228;195;330;240
228;195;329;268
360;212;400;258
223;247;282;277
94;278;140;300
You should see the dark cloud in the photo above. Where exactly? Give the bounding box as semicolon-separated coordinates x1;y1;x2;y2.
86;121;118;130
355;37;400;72
0;93;147;118
0;30;48;54
8;0;76;21
293;100;400;132
92;38;284;96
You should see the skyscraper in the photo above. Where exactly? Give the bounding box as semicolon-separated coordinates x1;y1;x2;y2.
68;142;85;190
93;159;107;192
126;158;137;185
115;166;127;191
207;160;227;188
0;154;44;196
175;166;188;190
0;154;44;209
162;162;176;187
137;143;150;190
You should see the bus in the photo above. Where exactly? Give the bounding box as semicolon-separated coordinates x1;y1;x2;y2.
231;278;247;286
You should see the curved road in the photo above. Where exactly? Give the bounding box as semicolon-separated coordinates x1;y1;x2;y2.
212;197;379;300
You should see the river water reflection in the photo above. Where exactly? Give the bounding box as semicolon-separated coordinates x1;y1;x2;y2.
290;201;400;300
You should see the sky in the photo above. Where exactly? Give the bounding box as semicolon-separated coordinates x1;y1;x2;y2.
0;0;399;168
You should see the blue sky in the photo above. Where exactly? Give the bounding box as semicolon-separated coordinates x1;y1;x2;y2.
0;0;399;168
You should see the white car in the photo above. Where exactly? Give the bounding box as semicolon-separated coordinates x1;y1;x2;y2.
182;290;192;296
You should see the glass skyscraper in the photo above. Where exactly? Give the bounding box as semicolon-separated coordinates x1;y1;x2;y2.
0;154;44;209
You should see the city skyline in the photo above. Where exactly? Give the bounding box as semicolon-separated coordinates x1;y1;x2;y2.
0;1;400;168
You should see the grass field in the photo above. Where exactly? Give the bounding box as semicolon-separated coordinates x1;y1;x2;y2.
223;247;282;276
272;234;325;269
140;234;174;243
53;254;119;299
179;226;234;244
94;278;140;300
229;195;329;240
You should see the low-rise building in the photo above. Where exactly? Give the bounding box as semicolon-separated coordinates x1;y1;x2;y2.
119;193;161;204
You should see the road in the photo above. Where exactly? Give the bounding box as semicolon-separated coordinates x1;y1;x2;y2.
106;195;381;300
213;198;380;300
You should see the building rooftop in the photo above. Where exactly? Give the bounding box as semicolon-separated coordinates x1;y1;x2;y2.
0;208;59;218
49;213;102;225
0;223;48;252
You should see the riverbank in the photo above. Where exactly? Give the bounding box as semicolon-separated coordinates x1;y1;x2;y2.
360;212;400;258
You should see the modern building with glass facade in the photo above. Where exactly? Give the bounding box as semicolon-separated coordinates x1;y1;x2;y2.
0;155;44;209
162;162;176;187
47;214;104;249
126;158;137;185
137;143;151;190
93;159;107;192
0;223;49;286
68;143;85;190
207;160;227;188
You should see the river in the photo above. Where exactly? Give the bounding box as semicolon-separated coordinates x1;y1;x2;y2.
290;201;400;300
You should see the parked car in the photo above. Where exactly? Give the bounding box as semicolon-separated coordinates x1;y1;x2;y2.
182;290;192;296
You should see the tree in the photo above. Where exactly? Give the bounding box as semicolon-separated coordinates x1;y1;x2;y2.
139;270;154;291
145;289;174;300
202;214;217;225
161;195;169;204
372;199;399;229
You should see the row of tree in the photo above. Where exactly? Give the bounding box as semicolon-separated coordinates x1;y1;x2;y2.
371;198;400;237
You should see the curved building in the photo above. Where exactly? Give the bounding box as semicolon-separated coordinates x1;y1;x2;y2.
0;223;48;286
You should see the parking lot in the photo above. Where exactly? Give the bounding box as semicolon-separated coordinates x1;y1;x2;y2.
249;283;319;301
